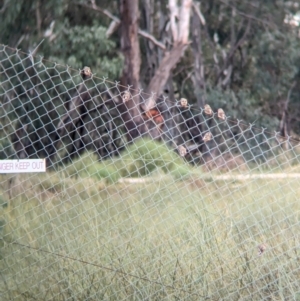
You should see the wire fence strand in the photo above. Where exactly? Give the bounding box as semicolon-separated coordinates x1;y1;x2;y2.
1;44;300;300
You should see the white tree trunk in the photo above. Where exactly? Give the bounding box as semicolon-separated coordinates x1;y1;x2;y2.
143;0;192;111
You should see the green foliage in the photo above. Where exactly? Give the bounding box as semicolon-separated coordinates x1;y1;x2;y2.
45;24;123;79
251;30;300;93
2;0;300;149
61;152;121;183
173;1;300;134
205;86;279;129
60;139;194;182
0;0;122;79
0;138;14;160
118;138;191;178
0;104;15;159
243;29;300;133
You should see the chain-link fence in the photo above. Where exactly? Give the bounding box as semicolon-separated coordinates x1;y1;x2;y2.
1;44;300;300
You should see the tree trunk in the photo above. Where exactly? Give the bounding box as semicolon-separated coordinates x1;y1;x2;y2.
144;43;186;107
191;2;206;108
143;0;192;111
120;0;144;141
141;0;155;76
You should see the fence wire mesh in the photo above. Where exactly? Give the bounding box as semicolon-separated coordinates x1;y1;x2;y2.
1;45;300;300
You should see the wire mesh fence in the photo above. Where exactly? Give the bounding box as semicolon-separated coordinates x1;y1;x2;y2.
1;44;300;300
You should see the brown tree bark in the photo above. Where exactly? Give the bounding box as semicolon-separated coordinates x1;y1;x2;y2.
120;0;144;141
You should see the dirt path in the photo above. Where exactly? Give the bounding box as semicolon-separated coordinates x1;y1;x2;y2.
214;173;300;180
118;173;300;184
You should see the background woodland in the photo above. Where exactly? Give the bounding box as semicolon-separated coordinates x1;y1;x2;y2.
1;0;300;162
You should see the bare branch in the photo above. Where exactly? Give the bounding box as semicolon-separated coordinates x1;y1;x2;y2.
35;0;42;37
219;0;272;26
227;19;252;63
284;81;296;111
280;81;296;141
76;2;166;50
78;2;120;23
192;1;205;25
221;65;233;87
216;19;252;85
0;1;8;13
106;20;120;37
138;29;166;50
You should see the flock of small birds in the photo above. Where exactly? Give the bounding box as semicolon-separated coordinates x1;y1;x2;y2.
177;98;226;155
118;89;228;158
80;68;227;124
94;74;268;257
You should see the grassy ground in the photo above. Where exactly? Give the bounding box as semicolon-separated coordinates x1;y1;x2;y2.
1;140;300;300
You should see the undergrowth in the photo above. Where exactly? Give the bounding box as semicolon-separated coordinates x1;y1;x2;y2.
60;138;194;183
1;139;300;300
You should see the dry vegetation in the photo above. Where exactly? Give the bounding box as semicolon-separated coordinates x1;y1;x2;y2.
1;140;300;300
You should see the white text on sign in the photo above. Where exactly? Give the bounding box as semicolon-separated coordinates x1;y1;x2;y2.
0;159;46;173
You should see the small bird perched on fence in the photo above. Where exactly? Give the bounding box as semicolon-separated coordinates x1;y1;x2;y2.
178;145;187;157
122;91;131;103
218;108;226;120
180;98;188;108
204;104;213;116
81;66;92;80
203;132;212;143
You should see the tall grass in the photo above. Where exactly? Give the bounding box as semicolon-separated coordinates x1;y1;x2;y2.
1;140;300;300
